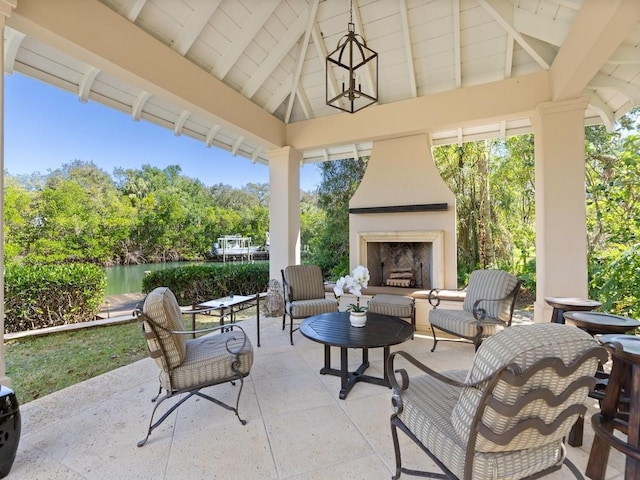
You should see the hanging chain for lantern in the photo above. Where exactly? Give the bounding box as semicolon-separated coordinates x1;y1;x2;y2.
326;0;378;113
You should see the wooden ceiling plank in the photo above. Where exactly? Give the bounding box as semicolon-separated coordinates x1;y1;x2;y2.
399;0;417;97
120;0;146;22
211;0;280;79
173;0;221;56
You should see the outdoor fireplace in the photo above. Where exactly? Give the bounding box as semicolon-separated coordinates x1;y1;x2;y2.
348;134;458;291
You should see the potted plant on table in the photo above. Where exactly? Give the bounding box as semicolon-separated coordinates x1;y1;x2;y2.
333;265;370;327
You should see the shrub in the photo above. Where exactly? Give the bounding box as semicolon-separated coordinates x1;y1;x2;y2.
5;263;106;333
142;262;269;305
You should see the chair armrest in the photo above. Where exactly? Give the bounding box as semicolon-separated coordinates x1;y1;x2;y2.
428;288;467;308
471;279;523;322
387;350;470;393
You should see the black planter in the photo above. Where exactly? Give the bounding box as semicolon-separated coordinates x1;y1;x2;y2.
0;386;20;478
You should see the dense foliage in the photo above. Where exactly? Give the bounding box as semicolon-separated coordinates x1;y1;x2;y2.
4;263;106;333
5;161;308;266
141;262;269;306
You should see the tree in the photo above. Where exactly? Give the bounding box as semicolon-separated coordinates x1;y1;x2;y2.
309;158;368;278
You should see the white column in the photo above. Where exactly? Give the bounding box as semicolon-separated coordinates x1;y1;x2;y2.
532;97;589;323
0;7;13;386
267;146;301;281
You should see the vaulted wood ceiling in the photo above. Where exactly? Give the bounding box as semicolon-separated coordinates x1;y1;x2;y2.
5;0;640;167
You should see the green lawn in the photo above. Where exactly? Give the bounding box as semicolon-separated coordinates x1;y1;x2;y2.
5;308;258;404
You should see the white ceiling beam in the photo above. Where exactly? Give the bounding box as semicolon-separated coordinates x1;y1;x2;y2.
551;0;640;101
265;73;293;114
119;0;146;22
78;66;99;102
211;0;280;79
504;35;514;78
242;4;309;99
295;88;312;120
476;0;551;69
131;90;151;120
587;91;614;132
589;72;640;103
231;136;245;156
4;28;25;73
286;71;551;151
399;0;417;97
285;0;319;123
513;8;571;47
174;110;190;136
250;145;262;163
205;124;221;147
172;0;221;56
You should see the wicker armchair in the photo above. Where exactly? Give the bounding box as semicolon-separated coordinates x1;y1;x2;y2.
135;287;253;447
428;269;523;351
282;265;338;345
387;323;607;480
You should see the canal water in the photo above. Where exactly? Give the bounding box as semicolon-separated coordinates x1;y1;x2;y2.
104;260;268;295
104;262;202;295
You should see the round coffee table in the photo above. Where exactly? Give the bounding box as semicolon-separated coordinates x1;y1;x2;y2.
300;311;414;399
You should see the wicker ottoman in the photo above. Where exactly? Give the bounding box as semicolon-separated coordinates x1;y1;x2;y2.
368;294;415;329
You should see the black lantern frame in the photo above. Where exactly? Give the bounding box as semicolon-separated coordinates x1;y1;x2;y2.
326;20;378;114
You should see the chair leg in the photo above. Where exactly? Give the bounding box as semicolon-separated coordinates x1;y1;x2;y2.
390;415;403;480
290;316;295;345
282;312;286;330
430;324;439;352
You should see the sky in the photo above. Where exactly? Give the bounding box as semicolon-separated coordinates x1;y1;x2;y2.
4;73;322;191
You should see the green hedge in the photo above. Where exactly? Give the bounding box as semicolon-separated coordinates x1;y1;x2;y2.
5;263;106;333
141;263;270;305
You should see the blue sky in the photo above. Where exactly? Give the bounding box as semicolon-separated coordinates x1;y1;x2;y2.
4;73;322;191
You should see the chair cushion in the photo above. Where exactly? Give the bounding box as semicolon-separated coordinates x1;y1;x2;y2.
452;323;599;453
398;369;563;480
462;270;518;321
143;287;187;370
285;265;327;301
429;309;505;339
368;294;413;318
162;330;254;391
287;298;338;319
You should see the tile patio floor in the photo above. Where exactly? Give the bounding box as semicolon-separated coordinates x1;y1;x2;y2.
11;314;626;479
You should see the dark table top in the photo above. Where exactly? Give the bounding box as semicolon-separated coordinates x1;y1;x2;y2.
564;311;640;335
599;334;640;361
300;312;414;349
544;296;602;309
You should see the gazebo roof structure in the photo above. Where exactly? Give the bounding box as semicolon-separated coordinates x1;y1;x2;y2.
5;0;640;168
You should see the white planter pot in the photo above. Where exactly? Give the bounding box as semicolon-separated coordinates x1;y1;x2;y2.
349;312;367;327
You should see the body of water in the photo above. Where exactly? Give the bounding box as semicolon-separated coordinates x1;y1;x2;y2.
104;262;202;295
104;260;268;295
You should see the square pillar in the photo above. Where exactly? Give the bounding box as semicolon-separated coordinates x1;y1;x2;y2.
532;97;589;323
267;146;301;280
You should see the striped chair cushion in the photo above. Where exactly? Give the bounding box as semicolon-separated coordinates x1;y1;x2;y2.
368;294;414;318
462;270;518;321
284;265;327;301
398;370;562;480
143;287;187;370
452;323;599;453
161;330;254;391
287;298;338;318
429;309;505;338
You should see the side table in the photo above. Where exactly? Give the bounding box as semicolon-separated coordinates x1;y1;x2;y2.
544;296;601;324
563;312;640;447
586;334;640;480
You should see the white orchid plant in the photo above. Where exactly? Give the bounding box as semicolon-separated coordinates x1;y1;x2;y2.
333;265;370;312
